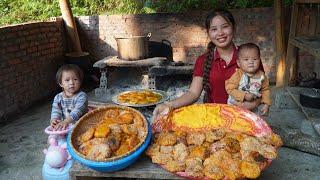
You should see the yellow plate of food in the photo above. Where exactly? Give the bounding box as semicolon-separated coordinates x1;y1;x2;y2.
112;89;168;107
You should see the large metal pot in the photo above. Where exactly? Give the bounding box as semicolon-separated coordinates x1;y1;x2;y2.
115;33;151;60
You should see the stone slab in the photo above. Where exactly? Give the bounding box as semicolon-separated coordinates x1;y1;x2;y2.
148;65;194;76
93;56;168;68
300;120;319;137
274;91;298;109
271;126;320;157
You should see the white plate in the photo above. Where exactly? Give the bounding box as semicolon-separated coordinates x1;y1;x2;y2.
112;89;168;107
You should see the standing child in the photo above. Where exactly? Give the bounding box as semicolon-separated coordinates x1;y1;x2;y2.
225;43;271;115
50;64;88;130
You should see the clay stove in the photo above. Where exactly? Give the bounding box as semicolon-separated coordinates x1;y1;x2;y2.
93;55;194;102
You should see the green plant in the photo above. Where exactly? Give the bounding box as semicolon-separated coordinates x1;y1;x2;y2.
0;0;289;27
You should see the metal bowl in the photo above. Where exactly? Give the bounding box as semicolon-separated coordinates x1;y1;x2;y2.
112;89;168;107
300;88;320;109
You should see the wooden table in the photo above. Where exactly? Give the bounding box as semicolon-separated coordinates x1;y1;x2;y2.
69;155;183;180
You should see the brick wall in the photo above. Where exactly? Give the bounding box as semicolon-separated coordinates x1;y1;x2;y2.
0;20;66;121
76;7;277;82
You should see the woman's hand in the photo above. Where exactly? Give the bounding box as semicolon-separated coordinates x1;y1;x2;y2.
153;102;173;121
241;98;261;110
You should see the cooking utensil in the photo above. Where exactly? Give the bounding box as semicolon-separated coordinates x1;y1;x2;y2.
115;33;151;60
149;39;173;61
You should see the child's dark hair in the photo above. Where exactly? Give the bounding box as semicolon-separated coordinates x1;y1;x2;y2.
203;9;236;102
238;42;261;57
56;64;84;84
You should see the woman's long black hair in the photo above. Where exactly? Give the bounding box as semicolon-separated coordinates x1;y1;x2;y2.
203;9;236;102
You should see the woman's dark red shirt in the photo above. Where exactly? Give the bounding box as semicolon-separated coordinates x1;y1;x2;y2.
193;46;238;104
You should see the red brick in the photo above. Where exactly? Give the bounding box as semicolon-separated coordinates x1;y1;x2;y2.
29;29;40;34
6;45;19;53
5;32;18;39
8;58;22;65
20;43;29;49
27;47;38;53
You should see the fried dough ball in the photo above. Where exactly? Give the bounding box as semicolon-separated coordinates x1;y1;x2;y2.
211;150;241;179
243;151;267;165
105;109;120;118
156;132;177;146
211;141;226;153
240;136;277;159
211;150;233;168
224;137;240;153
203;155;225;179
164;160;186;172
120;124;138;136
189;146;209;160
173;143;189;163
259;144;277;159
79;138;107;156
94;125;110;138
225;159;241;180
114;135;139;156
203;155;219;167
87;143;112;161
133;114;145;128
258;133;283;147
105;134;121;152
240;161;261;179
186;132;206;146
100;118;116;127
137;126;147;141
240;136;260;151
79;141;93;155
202;141;211;149
160;145;174;154
205;129;226;143
77;127;95;144
108;124;122;134
185;157;204;177
231;152;242;160
174;131;187;145
152;152;173;164
174;131;187;137
114;143;131;156
146;143;160;157
126;135;140;149
118;112;134;124
203;164;224;180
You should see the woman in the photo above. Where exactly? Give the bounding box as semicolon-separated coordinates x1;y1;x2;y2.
153;9;259;119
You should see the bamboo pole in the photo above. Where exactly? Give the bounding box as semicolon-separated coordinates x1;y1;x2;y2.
274;0;287;87
59;0;82;54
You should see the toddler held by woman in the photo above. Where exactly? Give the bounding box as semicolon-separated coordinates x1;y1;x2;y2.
226;43;271;115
